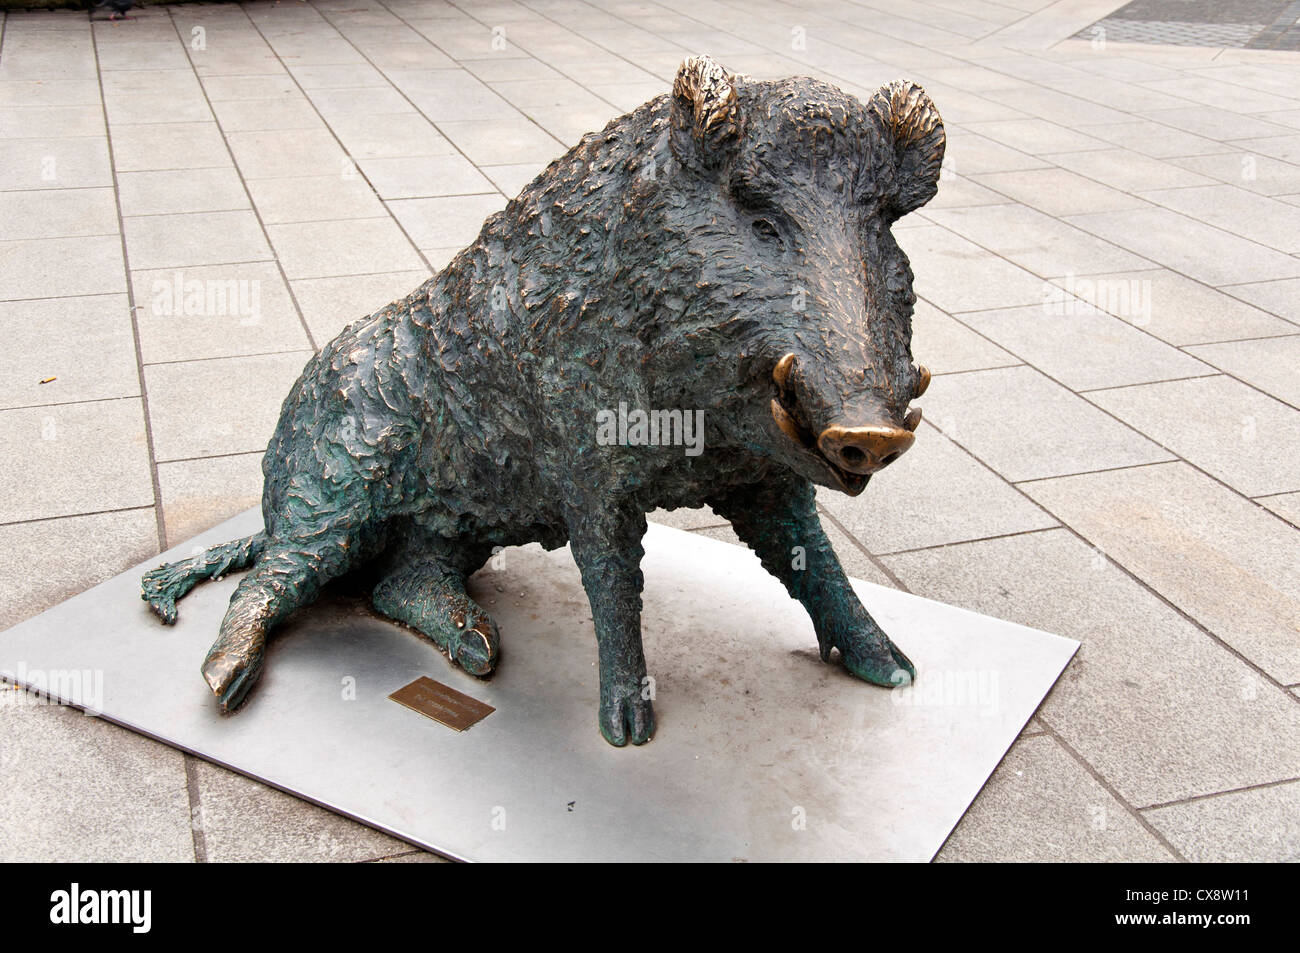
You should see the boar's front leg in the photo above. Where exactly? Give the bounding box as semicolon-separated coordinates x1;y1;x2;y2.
566;503;655;747
709;475;916;688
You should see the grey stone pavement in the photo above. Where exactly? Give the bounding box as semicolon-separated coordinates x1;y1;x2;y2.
0;0;1297;863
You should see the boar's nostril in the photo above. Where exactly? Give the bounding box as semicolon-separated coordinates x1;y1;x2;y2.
818;424;916;475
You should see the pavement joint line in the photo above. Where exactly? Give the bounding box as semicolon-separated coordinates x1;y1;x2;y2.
142;346;314;368
239;3;464;283
1037;718;1190;861
1073;371;1223;393
371;0;624;148
937;305;1300;525
0;393;143;413
154;448;265;466
164;2;324;362
817;505;915;594
918;395;1300;703
874;523;1063;559
0;503;155;531
1138;774;1300;813
1010;458;1187;485
931;363;1027;378
87;19;167;556
182;754;208;863
116;205;254;219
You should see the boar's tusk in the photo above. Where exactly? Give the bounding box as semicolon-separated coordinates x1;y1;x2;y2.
915;364;930;397
773;352;796;391
904;407;922;432
771;398;808;446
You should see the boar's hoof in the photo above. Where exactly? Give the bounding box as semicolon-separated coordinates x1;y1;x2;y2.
202;646;263;713
830;631;917;689
599;684;656;747
370;571;501;677
452;619;499;677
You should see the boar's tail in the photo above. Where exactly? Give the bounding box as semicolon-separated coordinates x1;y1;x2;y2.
141;532;267;626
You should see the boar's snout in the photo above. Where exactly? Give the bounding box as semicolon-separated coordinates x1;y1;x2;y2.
769;352;924;488
817;423;914;474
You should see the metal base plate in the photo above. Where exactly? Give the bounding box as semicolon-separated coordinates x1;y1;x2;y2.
0;508;1076;861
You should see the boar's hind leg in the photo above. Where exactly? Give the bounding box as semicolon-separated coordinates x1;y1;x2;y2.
709;476;916;689
371;552;499;677
567;505;655;747
202;533;355;712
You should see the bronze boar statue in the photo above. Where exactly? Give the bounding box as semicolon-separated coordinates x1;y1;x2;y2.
142;55;943;747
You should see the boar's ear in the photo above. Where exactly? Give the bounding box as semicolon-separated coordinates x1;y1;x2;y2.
670;55;740;170
869;81;945;218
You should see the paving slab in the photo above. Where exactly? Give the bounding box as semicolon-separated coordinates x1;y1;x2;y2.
1186;335;1300;408
0;104;105;139
131;261;311;364
192;758;409;862
110;119;233;175
116;167;251;217
0;508;159;632
245;173;388;225
0;187;118;241
157;450;265;545
898;224;1048;313
143;350;312;461
290;269;431;343
1221;277;1300;324
920;365;1174;483
1144;781;1300;862
267;210;426;275
0;234;126;302
0;697;194;862
123;209;273;271
911;299;1021;375
818;422;1058;554
936;735;1176;862
355;154;497;200
956;303;1213;391
0;136;112;190
387;194;508;251
1170;150;1300;196
886;528;1300;809
1049;267;1300;345
1065;206;1300;286
927;203;1154;279
969;167;1147;217
0;294;138;410
1088;374;1300;496
1139;183;1300;253
1022;462;1300;684
0;398;154;524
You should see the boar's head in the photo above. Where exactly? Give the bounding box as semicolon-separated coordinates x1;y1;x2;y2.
666;56;943;496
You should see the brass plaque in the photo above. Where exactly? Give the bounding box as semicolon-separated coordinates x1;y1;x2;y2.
389;676;495;731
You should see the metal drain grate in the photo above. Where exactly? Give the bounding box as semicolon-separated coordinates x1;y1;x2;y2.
1074;0;1300;49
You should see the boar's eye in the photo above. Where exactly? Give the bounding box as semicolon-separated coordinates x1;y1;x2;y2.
751;217;782;245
